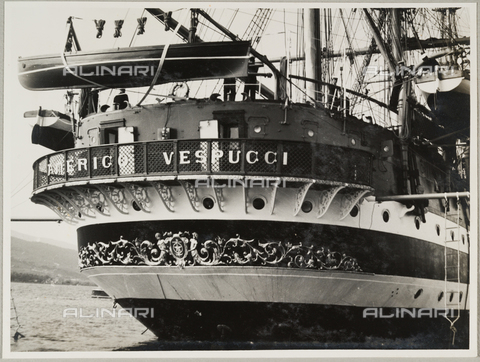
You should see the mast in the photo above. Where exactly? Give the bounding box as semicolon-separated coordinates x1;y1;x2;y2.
194;9;282;100
304;9;321;101
390;9;411;195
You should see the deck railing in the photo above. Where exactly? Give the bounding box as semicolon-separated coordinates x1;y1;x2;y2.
33;139;373;190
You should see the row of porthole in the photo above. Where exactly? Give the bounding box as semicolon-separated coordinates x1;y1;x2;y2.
132;198;359;214
381;209;466;245
131;197;268;211
130;198;334;212
438;290;463;303
131;199;461;245
300;201;360;216
132;196;362;214
303;203;466;246
413;288;463;303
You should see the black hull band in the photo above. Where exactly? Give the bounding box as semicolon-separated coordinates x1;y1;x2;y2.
78;220;468;283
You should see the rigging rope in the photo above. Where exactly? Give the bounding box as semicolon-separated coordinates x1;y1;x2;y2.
136;10;188;106
129;9;146;47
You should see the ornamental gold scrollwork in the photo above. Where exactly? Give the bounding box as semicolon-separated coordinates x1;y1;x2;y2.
73;187;110;216
151;181;175;212
56;189;97;218
33;195;78;224
179;181;199;212
293;182;314;216
317;186;345;219
79;232;362;272
121;183;151;213
339;189;370;220
95;185;129;214
212;180;225;212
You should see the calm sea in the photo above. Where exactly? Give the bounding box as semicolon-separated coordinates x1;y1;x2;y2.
9;282;158;352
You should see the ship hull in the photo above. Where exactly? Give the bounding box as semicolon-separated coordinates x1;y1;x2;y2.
79;218;469;344
81;265;469;347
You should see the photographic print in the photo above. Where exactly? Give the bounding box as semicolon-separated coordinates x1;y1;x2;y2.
4;2;477;358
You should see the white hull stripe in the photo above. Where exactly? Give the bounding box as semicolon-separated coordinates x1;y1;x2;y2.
20;55;250;75
85;270;466;288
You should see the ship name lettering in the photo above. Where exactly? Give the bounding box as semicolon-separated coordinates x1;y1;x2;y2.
102;155;112;168
246;150;259;164
77;158;88;171
228;150;240;164
179;150;190;164
211;149;224;163
195;150;206;164
45;149;289;176
163;151;174;165
265;151;277;164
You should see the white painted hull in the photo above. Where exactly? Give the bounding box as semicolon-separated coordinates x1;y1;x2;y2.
82;265;469;310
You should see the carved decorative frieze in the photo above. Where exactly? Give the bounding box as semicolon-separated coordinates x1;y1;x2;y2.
33;195;78;224
79;232;362;272
293;182;314;216
56;188;96;218
43;192;82;220
95;185;129;214
339;189;370;220
269;183;278;215
121;183;151;213
212;180;225;212
317;186;345;219
73;187;110;216
179;181;199;212
151;181;175;212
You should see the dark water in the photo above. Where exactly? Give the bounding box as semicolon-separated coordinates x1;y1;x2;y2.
9;282;157;352
9;282;469;353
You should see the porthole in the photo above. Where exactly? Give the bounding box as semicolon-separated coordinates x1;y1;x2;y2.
301;201;313;213
350;138;356;146
350;205;359;217
203;197;215;210
449;293;454;302
450;231;455;241
382;210;390;223
253;125;262;134
459;292;463;303
414;289;423;299
435;224;441;236
307;130;315;137
252;198;266;210
414;217;421;230
438;291;444;302
462;235;465;244
132;201;141;211
78;212;82;218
